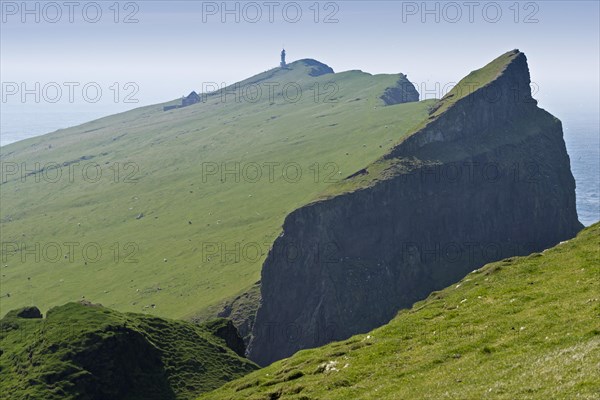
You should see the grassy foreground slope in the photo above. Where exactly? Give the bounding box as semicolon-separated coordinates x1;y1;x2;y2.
0;302;257;400
200;223;600;400
0;60;433;319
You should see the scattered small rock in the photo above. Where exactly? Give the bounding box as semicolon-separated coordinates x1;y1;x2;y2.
79;300;102;307
315;360;339;374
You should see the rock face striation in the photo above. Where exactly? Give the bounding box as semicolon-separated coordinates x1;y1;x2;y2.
247;50;583;366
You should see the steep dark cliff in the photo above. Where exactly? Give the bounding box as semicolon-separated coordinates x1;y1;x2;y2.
247;50;583;366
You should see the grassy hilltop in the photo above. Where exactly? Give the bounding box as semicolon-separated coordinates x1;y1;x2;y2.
199;223;600;400
0;302;257;399
0;60;433;319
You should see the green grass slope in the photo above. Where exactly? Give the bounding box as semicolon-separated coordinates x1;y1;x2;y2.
0;59;433;319
199;223;600;400
0;301;257;399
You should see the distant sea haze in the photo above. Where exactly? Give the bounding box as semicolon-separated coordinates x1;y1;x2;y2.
0;106;122;147
1;108;598;227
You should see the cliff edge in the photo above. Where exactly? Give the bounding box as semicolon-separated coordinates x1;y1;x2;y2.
247;50;583;366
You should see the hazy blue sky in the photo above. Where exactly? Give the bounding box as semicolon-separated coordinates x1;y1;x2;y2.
1;1;599;116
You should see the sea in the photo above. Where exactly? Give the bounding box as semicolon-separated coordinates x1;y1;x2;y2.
561;112;600;227
1;106;598;226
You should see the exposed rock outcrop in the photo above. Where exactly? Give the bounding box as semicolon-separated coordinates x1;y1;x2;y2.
203;318;247;358
380;74;419;105
297;59;335;77
247;50;583;366
216;282;261;347
15;306;42;319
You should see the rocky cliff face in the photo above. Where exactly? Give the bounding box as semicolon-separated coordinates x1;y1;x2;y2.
299;59;335;76
380;73;420;105
203;318;247;358
247;50;583;366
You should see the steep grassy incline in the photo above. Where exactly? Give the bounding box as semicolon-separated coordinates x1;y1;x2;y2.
0;302;257;399
200;223;599;400
0;59;431;320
